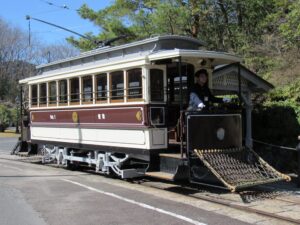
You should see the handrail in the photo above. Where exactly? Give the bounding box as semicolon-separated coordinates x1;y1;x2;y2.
252;139;297;151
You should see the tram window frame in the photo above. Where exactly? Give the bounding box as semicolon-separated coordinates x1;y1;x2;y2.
173;76;187;103
39;83;47;106
82;76;93;104
70;77;80;105
150;69;164;102
127;68;143;101
96;73;108;103
110;71;124;102
31;84;38;107
59;79;68;105
167;63;194;105
48;81;57;106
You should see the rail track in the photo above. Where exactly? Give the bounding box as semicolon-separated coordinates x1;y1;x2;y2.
4;154;300;225
135;178;300;224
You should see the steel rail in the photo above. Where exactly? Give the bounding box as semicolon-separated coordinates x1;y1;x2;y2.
138;179;300;224
188;193;300;224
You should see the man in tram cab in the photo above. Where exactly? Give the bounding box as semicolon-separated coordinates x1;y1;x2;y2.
188;69;229;110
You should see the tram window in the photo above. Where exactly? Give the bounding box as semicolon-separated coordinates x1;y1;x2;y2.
96;74;107;102
49;81;57;105
150;69;164;102
70;77;79;104
111;71;124;102
31;85;38;107
39;83;47;106
127;68;142;101
82;76;92;103
173;76;187;103
150;107;165;125
59;80;68;105
167;63;194;105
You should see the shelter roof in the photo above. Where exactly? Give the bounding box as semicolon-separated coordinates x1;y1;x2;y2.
212;63;274;93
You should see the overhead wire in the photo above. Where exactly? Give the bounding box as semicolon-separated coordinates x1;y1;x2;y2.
38;0;79;11
27;0;81;46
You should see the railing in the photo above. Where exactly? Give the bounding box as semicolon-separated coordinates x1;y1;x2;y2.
252;137;300;188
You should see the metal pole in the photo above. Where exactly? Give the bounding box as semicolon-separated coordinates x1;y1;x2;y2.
237;63;242;106
177;57;185;158
297;135;300;187
20;86;23;139
28;19;31;46
178;57;183;111
15;86;21;134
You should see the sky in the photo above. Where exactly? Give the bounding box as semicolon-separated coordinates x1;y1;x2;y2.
0;0;112;44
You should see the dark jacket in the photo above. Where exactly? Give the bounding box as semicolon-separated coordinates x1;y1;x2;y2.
190;84;222;108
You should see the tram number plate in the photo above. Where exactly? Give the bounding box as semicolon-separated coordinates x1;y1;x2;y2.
97;113;106;120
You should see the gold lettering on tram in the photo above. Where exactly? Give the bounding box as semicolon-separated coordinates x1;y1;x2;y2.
135;111;142;122
72;112;78;123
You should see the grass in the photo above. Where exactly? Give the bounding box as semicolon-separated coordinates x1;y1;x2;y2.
0;130;21;138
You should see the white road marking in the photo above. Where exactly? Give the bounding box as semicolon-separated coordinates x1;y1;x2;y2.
62;179;207;225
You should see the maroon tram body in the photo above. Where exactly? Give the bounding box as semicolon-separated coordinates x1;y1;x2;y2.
19;36;290;191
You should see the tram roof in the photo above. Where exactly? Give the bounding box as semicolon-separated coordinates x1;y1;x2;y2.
148;49;241;66
36;35;206;70
20;35;242;84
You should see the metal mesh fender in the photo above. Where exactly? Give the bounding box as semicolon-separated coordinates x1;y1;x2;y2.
194;147;291;192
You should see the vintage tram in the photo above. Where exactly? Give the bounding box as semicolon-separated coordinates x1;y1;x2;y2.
19;35;290;191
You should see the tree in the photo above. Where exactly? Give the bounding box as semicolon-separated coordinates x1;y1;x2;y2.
0;104;11;132
36;42;80;64
68;0;281;53
266;0;300;49
0;18;35;102
0;17;79;102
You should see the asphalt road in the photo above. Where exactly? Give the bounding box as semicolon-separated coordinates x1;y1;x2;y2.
0;137;18;154
0;137;250;225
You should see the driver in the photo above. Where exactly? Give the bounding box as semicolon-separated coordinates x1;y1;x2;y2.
189;69;228;110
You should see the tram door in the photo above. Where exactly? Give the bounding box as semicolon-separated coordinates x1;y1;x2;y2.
166;63;194;143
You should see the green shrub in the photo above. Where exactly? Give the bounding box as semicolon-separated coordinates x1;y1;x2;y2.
252;103;300;172
253;104;300;147
264;79;300;124
0;104;12;132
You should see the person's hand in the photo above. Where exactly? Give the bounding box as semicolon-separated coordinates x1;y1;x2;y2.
223;97;231;103
197;102;206;109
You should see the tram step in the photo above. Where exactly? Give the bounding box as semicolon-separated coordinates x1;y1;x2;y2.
145;171;175;181
159;153;187;174
159;153;186;159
